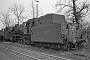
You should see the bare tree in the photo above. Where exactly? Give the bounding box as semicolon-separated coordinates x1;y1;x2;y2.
0;10;11;27
10;3;26;25
55;0;90;23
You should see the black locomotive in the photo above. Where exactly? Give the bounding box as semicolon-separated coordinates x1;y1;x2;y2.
0;14;86;50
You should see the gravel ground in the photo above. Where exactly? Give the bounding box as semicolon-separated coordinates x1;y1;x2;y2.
2;42;90;60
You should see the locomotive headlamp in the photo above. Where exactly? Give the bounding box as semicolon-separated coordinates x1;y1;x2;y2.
61;34;64;38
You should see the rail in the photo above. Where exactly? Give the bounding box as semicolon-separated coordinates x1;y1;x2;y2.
2;43;71;60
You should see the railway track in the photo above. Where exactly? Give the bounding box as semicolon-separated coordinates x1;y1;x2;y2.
2;44;71;60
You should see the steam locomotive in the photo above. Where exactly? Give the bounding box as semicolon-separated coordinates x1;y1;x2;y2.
0;14;86;50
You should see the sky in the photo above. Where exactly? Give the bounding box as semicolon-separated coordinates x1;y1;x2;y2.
0;0;57;29
0;0;90;29
0;0;57;14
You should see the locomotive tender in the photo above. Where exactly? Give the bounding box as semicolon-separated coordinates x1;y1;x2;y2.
28;14;84;50
1;14;85;50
